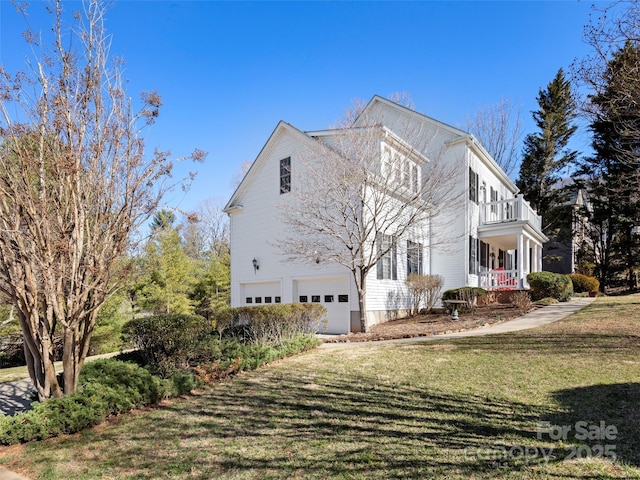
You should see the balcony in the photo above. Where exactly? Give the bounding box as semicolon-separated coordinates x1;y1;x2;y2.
479;194;542;232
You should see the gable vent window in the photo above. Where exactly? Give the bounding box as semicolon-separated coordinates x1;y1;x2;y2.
280;157;291;194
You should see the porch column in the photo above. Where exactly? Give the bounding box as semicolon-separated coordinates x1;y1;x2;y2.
517;232;525;289
536;244;543;272
532;243;539;273
525;237;531;276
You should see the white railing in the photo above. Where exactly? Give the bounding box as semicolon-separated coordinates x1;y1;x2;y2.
480;269;519;290
479;194;542;231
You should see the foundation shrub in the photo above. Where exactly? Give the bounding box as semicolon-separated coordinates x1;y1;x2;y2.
527;272;573;302
213;304;327;345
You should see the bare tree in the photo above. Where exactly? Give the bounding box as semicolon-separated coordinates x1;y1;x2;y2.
0;0;204;399
462;97;523;176
279;102;461;332
231;160;253;189
195;197;230;256
331;92;416;129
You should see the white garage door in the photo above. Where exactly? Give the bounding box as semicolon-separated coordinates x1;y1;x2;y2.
240;281;281;306
294;276;351;334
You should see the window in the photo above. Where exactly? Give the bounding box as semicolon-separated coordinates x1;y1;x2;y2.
265;296;272;304
324;295;334;303
411;164;419;193
480;240;490;269
403;161;411;190
246;297;253;304
338;295;349;303
377;233;397;280
311;295;320;303
490;187;498;214
255;297;262;304
299;295;308;303
407;240;423;275
275;296;281;303
469;236;479;275
280;157;291;194
469;167;478;204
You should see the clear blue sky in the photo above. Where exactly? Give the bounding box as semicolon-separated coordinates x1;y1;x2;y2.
0;0;602;215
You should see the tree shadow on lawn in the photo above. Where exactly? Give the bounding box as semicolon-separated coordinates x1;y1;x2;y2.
444;332;640;356
74;370;565;479
544;383;640;468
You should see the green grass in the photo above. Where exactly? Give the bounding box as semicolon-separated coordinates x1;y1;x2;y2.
2;295;640;479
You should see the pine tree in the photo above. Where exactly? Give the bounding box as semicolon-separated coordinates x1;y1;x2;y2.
517;69;578;221
580;41;640;290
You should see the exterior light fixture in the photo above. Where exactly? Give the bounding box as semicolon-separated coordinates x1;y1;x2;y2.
252;258;259;273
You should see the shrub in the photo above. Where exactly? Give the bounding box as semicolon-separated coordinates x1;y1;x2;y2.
121;314;214;377
527;272;573;302
80;358;167;408
568;273;600;293
405;274;444;315
0;359;169;445
212;304;327;345
442;287;488;313
510;291;532;309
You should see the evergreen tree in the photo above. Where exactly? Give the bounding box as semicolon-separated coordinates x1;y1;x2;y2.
579;41;640;290
135;222;197;315
517;69;578;222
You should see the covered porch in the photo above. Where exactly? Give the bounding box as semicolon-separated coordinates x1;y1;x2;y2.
477;195;548;291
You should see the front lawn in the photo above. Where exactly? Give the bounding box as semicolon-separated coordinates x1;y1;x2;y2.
1;294;639;479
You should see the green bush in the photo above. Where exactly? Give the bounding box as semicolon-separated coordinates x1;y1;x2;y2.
441;287;488;313
568;273;600;293
527;272;573;302
80;358;167;408
0;359;169;445
212;304;327;345
121;314;214;377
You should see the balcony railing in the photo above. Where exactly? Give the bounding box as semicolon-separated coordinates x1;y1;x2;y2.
479;194;542;231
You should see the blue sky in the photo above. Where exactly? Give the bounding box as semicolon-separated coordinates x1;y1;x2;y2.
0;0;601;215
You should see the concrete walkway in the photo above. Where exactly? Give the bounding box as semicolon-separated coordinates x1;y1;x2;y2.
319;296;596;349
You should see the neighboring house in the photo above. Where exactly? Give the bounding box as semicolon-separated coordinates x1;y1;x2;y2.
542;180;591;274
224;96;548;333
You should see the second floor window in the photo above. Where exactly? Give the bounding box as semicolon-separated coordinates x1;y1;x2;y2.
490;187;498;214
469;167;478;204
280;157;291;194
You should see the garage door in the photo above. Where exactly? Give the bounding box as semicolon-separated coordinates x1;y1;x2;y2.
240;281;281;306
293;276;351;334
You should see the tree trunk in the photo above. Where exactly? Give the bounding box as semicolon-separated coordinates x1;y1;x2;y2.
357;269;368;333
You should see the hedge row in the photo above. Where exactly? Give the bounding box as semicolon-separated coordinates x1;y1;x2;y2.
0;333;320;445
212;303;327;344
0;359;169;445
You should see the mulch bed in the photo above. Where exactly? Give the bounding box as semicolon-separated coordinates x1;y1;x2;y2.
324;304;536;343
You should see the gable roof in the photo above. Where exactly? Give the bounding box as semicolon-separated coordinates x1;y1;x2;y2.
224;95;520;213
354;95;518;193
354;95;469;139
223;120;317;213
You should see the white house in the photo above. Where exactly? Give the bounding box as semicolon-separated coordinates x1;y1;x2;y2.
224;96;548;333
